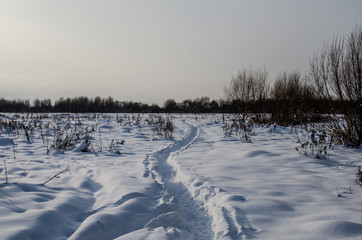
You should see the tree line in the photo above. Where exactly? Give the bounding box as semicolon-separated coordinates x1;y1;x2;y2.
0;96;228;113
0;90;348;116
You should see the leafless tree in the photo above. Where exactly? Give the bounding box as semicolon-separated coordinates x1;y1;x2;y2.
270;71;315;124
226;67;269;102
310;26;362;147
225;67;269;113
225;67;270;138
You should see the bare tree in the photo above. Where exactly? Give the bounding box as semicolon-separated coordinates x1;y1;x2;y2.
310;26;362;147
225;67;269;114
270;71;315;124
225;67;270;139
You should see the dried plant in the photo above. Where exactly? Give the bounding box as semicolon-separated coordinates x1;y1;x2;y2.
42;164;71;186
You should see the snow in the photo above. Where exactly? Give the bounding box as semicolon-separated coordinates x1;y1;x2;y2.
0;113;361;240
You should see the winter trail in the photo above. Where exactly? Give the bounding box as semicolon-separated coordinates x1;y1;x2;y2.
145;121;214;239
69;121;214;240
147;120;256;239
165;121;257;240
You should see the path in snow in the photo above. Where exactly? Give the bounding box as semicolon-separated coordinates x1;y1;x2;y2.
68;121;213;240
167;122;258;240
143;121;214;239
144;121;258;240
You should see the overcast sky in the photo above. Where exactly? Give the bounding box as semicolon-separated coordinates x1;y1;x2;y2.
0;0;361;105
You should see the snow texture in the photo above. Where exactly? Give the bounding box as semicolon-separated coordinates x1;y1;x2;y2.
0;113;361;240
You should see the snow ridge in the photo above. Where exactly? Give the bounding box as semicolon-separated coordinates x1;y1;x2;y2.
168;123;258;240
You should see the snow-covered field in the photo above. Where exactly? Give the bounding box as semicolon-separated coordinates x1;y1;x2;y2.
0;113;361;240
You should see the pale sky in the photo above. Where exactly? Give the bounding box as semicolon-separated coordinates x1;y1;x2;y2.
0;0;361;105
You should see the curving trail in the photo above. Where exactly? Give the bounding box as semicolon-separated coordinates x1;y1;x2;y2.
165;122;257;240
140;121;256;240
145;122;214;239
69;121;214;240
